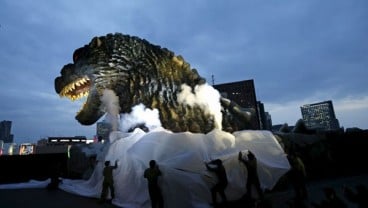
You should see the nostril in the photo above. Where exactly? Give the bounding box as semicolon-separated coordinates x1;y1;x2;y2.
61;64;74;76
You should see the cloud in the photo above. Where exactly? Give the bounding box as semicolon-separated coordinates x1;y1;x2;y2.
1;0;367;143
334;96;368;129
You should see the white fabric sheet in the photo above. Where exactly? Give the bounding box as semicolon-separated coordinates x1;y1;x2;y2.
60;128;290;208
0;128;290;208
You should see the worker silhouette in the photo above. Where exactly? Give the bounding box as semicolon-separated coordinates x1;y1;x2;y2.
238;151;263;200
144;160;164;208
287;151;308;200
99;160;118;203
205;159;228;206
47;162;62;190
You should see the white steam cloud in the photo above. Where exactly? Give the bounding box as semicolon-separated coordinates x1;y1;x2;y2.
100;89;120;131
177;83;222;129
100;84;222;133
119;104;162;132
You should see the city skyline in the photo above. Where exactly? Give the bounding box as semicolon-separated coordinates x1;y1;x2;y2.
0;0;367;143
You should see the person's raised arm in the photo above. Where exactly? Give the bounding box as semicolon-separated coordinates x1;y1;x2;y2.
205;161;216;171
238;151;247;163
238;151;243;160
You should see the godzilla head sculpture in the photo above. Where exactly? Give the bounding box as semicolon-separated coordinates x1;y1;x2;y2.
55;33;255;133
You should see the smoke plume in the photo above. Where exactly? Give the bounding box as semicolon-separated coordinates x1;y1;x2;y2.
100;89;120;131
177;83;222;129
119;103;162;132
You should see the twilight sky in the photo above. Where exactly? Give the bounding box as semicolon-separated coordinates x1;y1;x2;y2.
0;0;367;143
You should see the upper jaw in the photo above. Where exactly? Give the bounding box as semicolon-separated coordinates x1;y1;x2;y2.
55;63;92;99
55;64;78;94
55;64;103;125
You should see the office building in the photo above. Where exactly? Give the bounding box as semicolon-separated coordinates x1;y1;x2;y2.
0;120;14;143
214;80;260;129
300;100;340;131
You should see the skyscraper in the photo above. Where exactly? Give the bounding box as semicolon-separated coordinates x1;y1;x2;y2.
214;79;260;130
0;120;14;143
300;100;340;131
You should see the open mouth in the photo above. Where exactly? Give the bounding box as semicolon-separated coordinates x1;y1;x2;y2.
59;77;91;113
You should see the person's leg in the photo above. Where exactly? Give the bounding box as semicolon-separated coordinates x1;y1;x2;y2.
219;187;227;204
110;184;115;199
294;183;302;199
246;180;252;198
300;178;308;199
211;185;218;205
149;186;157;208
100;182;108;201
157;187;164;208
254;180;263;199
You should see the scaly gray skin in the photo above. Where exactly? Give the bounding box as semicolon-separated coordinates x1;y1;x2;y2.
55;33;254;133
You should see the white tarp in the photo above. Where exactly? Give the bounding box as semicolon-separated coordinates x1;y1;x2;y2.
59;128;290;208
0;179;51;189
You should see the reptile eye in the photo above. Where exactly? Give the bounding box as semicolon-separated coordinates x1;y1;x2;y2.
73;54;78;62
73;48;84;63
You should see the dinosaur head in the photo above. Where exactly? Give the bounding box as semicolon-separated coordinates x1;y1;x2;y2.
55;34;132;125
55;33;227;132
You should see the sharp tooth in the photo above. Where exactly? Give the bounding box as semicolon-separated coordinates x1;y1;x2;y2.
76;82;81;87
